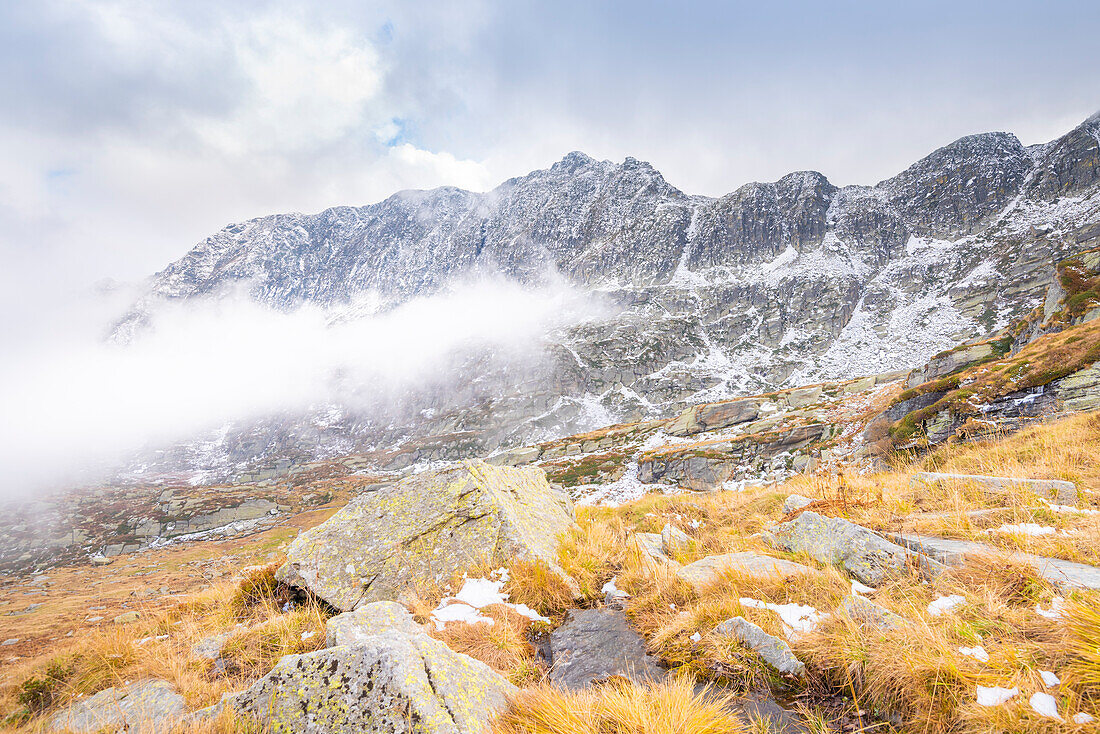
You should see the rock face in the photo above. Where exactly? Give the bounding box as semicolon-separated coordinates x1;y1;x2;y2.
325;601;424;646
277;461;577;611
112;114;1100;481
714;616;806;677
48;680;185;733
762;512;945;586
675;552;818;593
549;608;665;690
216;630;516;734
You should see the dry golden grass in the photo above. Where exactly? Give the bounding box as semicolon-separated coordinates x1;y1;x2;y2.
0;564;330;731
431;605;544;686
1065;594;1100;702
491;677;746;734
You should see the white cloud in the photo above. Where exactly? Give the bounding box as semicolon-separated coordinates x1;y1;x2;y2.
194;11;384;155
0;276;609;494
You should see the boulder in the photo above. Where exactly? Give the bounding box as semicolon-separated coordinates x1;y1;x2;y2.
48;680;185;733
277;461;577;610
325;601;424;647
212;630;515;734
675;552;818;593
839;594;907;631
714;617;805;677
762;512;945;586
550;609;665;690
666;397;763;437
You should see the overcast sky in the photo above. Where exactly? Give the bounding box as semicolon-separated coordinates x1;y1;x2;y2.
1;0;1098;342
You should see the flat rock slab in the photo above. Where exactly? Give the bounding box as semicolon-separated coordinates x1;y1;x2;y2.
211;630;515;734
887;533;1100;590
911;472;1078;506
550;608;665;690
714;616;805;676
325;600;424;646
277;460;577;610
676;552;818;592
763;512;945;586
49;680;185;733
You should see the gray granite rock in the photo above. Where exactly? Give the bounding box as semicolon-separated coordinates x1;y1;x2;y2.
763;511;945;586
209;630;515;734
277;461;577;610
550;608;665;690
675;552;818;593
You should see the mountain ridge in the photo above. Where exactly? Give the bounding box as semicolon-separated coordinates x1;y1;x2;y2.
110;112;1100;482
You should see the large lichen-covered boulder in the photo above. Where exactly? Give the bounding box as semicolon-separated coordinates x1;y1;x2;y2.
214;630;516;734
277;460;577;610
762;511;945;586
48;680;185;733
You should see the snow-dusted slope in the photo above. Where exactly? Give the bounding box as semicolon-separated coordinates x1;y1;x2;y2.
118;113;1100;480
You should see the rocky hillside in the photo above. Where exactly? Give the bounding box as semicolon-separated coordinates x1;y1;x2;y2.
109;112;1100;483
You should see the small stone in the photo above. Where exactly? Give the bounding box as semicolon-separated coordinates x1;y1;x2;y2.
714;616;805;676
661;523;692;557
782;494;815;514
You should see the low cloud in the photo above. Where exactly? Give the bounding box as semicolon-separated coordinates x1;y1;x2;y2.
0;275;610;495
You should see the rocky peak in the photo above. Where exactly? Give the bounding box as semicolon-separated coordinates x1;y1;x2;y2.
879;131;1030;237
1026;111;1100;199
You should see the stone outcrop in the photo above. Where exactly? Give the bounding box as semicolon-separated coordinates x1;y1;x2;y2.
212;630;515;734
549;609;665;690
762;512;945;586
910;472;1078;506
714;616;806;677
48;680;185;733
277;461;577;611
675;552;818;593
325;601;424;647
887;533;1100;590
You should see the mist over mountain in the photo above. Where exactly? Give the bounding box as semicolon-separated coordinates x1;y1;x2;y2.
11;112;1100;490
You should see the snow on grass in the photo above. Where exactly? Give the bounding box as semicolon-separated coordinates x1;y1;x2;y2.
1029;691;1064;721
927;594;966;616
851;580;875;595
1039;670;1060;687
431;575;550;630
958;645;990;663
988;523;1056;536
1036;597;1066;620
976;685;1018;706
740;597;827;638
